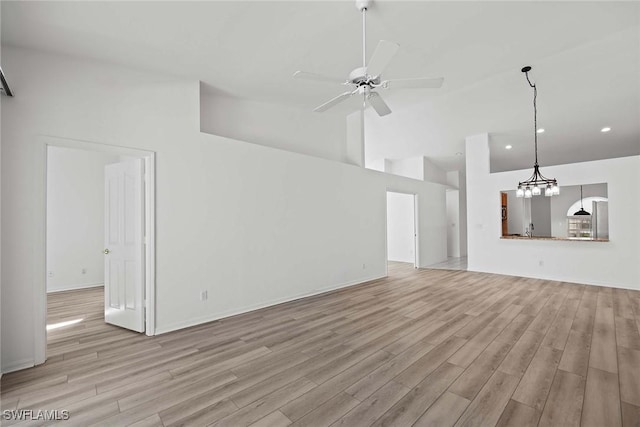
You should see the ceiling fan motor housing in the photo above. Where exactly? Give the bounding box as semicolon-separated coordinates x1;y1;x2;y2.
349;67;380;86
358;86;371;95
355;0;371;11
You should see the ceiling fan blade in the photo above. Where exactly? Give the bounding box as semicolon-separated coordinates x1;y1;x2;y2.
382;77;444;90
367;92;392;116
293;70;344;84
367;40;400;78
313;90;355;112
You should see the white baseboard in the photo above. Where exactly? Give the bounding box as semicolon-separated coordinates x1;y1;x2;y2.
47;282;103;293
550;276;639;291
2;358;35;374
154;273;385;335
466;267;639;291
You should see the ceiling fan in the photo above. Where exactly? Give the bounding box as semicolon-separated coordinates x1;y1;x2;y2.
293;0;444;117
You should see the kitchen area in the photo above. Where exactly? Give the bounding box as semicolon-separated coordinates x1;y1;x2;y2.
500;183;609;241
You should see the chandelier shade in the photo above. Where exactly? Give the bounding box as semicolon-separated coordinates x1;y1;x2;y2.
516;66;559;198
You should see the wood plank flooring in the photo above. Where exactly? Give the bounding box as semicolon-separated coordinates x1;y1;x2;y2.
2;262;640;426
423;257;468;271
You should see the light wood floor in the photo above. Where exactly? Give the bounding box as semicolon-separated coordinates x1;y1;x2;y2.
2;263;640;427
424;257;468;271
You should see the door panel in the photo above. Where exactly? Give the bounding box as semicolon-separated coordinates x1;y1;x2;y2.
124;174;136;244
107;260;119;308
108;178;119;244
124;260;136;310
104;159;145;332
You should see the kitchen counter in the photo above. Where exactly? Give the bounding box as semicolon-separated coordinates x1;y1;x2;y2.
501;235;609;242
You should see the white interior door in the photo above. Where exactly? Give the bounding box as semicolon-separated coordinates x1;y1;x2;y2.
104;159;145;332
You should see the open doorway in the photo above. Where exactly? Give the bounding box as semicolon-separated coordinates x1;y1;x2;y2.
34;137;156;366
446;189;461;257
386;192;418;271
46;146;124;353
426;188;468;271
46;146;122;294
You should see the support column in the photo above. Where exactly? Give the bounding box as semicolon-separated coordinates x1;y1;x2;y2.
465;133;491;271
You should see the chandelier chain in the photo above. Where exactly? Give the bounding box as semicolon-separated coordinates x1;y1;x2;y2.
524;71;538;166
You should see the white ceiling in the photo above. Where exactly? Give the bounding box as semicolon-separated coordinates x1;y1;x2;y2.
2;1;639;171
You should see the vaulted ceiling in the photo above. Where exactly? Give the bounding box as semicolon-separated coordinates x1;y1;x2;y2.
2;1;639;171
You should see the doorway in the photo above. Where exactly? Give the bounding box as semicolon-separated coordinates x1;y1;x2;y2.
386;192;418;270
46;146;122;294
446;189;461;257
34;136;156;366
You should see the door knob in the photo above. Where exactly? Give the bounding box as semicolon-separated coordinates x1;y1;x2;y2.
104;249;110;255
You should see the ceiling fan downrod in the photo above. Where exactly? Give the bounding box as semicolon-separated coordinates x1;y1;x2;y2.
356;0;370;69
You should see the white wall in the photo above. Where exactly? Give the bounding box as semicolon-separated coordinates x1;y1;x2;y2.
46;146;119;292
370;156;447;184
387;192;415;263
367;158;385;172
386;157;424;180
200;92;347;163
423;157;447;186
466;133;640;289
0;46;448;372
458;170;468;257
346;109;364;167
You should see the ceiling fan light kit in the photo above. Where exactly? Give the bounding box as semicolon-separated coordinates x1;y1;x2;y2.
516;66;559;198
293;0;444;117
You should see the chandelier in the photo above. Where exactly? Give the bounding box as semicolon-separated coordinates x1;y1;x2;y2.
516;66;559;198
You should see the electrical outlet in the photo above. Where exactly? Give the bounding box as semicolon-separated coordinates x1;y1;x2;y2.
362;263;366;269
81;268;87;275
200;290;208;301
48;271;54;278
539;260;544;267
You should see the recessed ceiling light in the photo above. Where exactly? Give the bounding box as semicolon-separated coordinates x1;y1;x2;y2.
601;127;611;133
536;128;545;134
505;145;512;150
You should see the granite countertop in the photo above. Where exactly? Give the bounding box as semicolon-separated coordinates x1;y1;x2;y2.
500;235;609;242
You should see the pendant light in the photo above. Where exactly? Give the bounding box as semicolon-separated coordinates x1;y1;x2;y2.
574;185;590;215
516;66;559;198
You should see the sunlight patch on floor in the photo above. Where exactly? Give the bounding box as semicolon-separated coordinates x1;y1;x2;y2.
46;318;84;330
